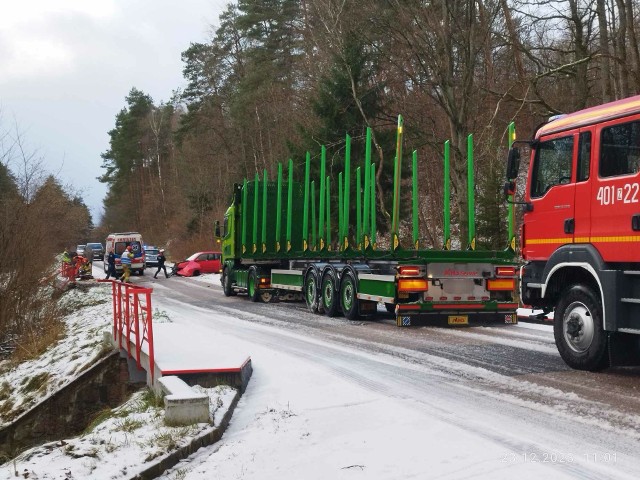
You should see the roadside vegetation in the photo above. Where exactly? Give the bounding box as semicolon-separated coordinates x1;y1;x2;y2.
0;114;93;363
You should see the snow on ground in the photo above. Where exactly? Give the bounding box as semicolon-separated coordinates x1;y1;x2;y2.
0;265;237;480
3;265;639;480
0;284;113;427
3;386;235;480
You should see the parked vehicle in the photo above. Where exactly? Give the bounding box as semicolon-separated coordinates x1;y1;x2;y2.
86;242;104;260
216;117;518;325
144;246;160;267
173;252;222;277
104;232;145;275
505;94;640;370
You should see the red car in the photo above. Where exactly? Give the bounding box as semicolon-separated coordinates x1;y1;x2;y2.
174;251;222;277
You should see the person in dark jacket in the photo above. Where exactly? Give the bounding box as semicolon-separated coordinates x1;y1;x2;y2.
104;248;118;280
154;249;169;279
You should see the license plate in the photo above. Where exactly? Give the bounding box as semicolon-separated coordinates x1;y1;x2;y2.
448;315;468;325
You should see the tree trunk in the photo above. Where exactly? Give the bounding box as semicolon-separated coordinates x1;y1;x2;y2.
597;0;613;102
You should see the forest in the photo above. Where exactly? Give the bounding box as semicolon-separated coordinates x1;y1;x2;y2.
2;0;640;355
97;0;640;254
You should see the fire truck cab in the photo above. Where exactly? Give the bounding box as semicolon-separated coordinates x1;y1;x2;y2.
507;95;640;370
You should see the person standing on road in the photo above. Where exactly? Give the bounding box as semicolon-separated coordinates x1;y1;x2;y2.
120;246;134;282
104;248;117;280
153;249;169;279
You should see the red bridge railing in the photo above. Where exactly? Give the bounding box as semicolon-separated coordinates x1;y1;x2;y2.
60;261;78;283
102;280;156;384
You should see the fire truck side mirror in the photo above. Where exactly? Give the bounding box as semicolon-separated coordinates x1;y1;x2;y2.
506;147;521;180
503;180;516;197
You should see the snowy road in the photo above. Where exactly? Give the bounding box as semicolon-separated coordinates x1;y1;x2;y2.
137;273;640;479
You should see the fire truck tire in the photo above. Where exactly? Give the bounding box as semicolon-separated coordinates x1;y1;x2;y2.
248;270;260;302
222;268;236;296
554;284;609;371
340;271;360;320
305;271;320;313
321;272;339;317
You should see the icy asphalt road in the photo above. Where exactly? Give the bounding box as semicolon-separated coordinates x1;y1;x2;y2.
136;272;640;479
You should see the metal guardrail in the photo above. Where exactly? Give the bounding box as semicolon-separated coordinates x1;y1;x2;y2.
101;280;156;384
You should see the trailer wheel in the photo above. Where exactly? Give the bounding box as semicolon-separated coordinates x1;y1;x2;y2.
305;271;320;313
248;271;260;302
321;273;339;317
554;284;609;371
222;268;236;296
340;271;360;320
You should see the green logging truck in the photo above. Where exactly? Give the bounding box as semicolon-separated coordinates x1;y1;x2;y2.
215;117;519;326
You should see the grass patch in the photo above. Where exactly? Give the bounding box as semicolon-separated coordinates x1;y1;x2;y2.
139;388;164;409
0;397;15;417
114;417;143;432
0;381;10;401
84;407;116;433
151;430;180;451
20;372;50;394
11;319;65;365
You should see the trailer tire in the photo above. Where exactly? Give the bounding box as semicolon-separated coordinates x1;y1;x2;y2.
305;271;320;313
340;271;360;320
554;284;609;371
248;270;260;302
222;268;236;296
321;272;339;317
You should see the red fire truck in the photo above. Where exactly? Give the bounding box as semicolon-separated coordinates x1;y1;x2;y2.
506;95;640;370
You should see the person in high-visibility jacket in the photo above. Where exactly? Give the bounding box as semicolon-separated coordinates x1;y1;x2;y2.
120;246;134;282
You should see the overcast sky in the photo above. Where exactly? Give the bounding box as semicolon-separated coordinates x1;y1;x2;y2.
0;0;227;223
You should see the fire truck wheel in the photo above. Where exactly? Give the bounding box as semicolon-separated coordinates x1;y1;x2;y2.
321;272;339;317
305;271;320;313
222;268;236;297
248;270;260;302
340;271;360;320
554;284;609;371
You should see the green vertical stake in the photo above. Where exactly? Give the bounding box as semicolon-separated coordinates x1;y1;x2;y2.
311;180;317;251
276;163;282;252
319;146;326;250
338;172;343;250
262;169;268;253
467;134;476;251
326;176;332;250
443;141;451;250
242;178;248;254
412;150;419;250
363;128;371;249
303;152;310;252
287;159;293;252
507;122;516;251
391;115;404;251
370;163;376;249
253;173;259;254
344;134;351;250
356;167;362;250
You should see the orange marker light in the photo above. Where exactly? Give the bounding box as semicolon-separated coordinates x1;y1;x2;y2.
398;278;428;292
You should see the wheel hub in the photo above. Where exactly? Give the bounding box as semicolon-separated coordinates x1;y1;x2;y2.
563;302;594;353
566;314;583;338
